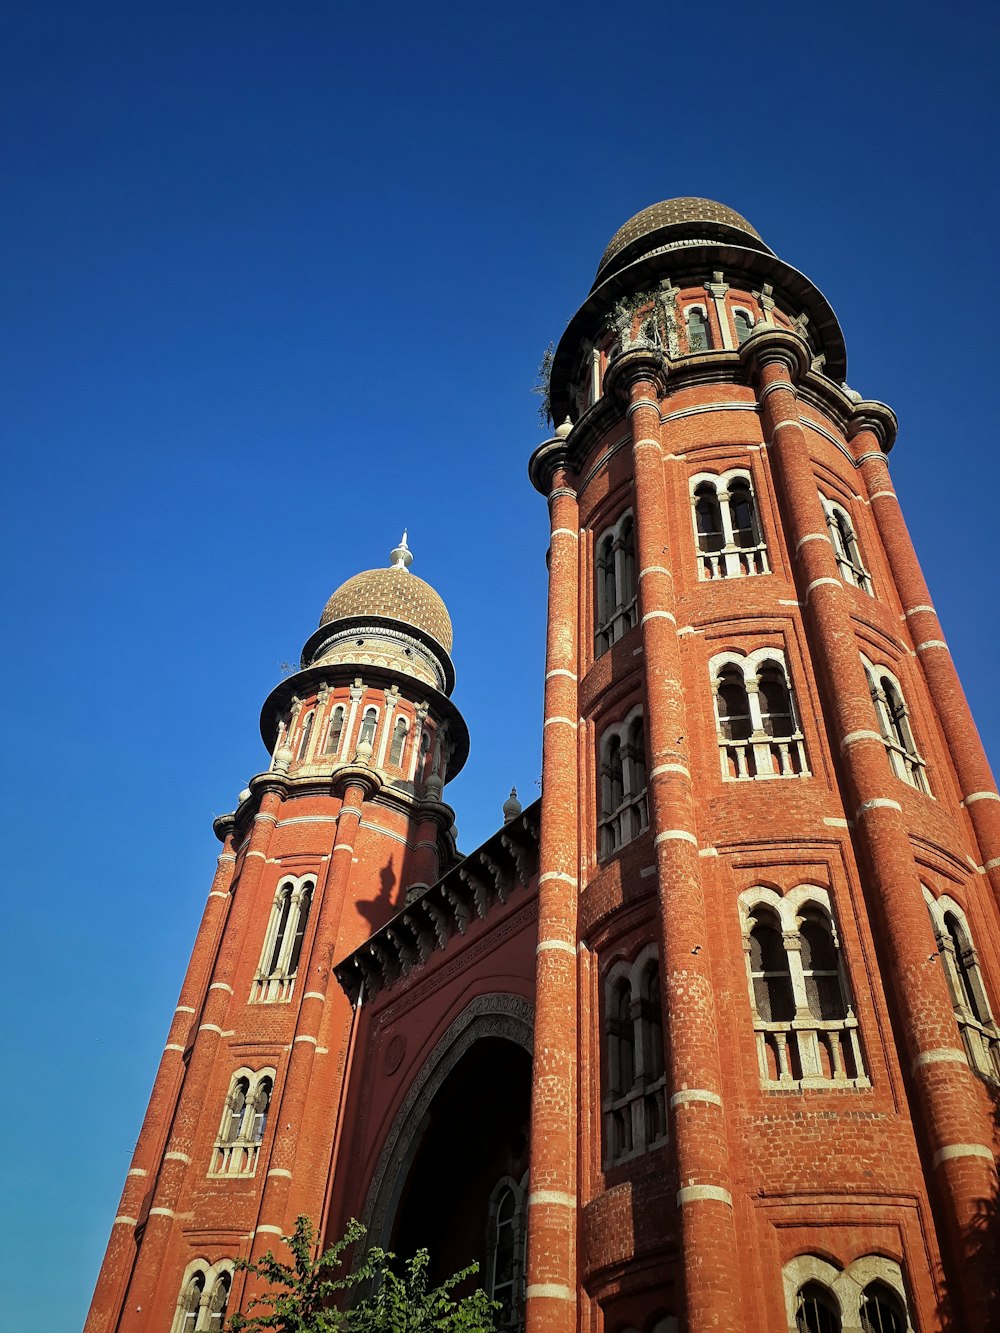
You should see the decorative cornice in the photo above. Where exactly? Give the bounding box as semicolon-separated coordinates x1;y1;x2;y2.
847;400;898;455
334;800;541;1003
528;435;575;498
212;813;236;844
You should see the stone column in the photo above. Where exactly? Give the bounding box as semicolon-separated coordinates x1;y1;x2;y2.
525;425;580;1333
850;403;1000;916
742;326;997;1331
85;826;238;1333
117;788;284;1332
606;350;746;1333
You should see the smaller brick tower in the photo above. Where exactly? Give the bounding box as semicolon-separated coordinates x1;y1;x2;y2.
86;535;469;1333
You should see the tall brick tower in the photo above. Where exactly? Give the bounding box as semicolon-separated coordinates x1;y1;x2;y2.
526;199;999;1333
86;534;470;1333
88;201;999;1333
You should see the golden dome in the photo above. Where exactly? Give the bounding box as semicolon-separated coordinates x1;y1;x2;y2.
597;198;763;280
319;536;453;651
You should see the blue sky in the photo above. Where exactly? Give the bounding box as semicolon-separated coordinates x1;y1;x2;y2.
2;3;998;1329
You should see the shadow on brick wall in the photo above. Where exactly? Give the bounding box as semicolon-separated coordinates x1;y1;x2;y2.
938;1084;999;1332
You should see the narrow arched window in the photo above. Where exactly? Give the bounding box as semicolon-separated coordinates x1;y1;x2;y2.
733;308;754;344
749;908;795;1023
799;908;847;1021
179;1272;205;1333
613;980;635;1093
695;482;725;553
795;1283;841;1333
716;666;753;741
224;1076;250;1143
325;705;345;755
296;711;314;762
824;497;872;593
757;661;795;739
860;1284;906;1333
599;716;648;857
286;885;312;976
358;707;378;748
685;306;710;351
207;1272;231;1333
389;717;408;766
868;667;928;792
944;913;987;1024
620;515;637;612
490;1185;517;1320
249;1076;272;1144
266;886;293;976
641;963;664;1080
728;477;758;549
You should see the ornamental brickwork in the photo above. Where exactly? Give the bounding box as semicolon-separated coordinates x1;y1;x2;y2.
88;202;999;1333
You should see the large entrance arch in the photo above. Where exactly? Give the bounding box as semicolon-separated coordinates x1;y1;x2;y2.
358;994;533;1304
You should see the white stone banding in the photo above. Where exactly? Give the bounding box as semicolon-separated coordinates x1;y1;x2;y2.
528;1190;576;1208
963;791;1000;806
805;577;841;598
536;939;576;957
651;763;690;779
526;1284;575;1302
544;716;578;728
671;1089;722;1109
913;1047;967;1070
655;829;698;847
641;609;677;625
796;532;830;550
677;1185;733;1207
904;605;936;618
856;799;902;816
840;730;884;753
915;640;948;654
539;871;578;886
933;1144;995;1167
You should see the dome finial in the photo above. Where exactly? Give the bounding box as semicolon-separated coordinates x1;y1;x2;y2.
390;530;413;571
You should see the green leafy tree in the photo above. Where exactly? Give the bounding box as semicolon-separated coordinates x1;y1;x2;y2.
227;1215;500;1333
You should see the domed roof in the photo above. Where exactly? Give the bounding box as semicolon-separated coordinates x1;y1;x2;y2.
319;535;453;652
596;198;765;282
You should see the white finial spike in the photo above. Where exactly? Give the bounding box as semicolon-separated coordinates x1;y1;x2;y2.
390;531;413;570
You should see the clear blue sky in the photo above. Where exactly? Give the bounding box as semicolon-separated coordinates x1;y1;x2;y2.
2;3;997;1329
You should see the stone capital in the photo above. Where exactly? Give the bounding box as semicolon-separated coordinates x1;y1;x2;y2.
737;324;811;383
602;346;668;404
847;400;898;454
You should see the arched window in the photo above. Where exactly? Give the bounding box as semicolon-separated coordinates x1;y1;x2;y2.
598;713;648;858
602;947;666;1165
206;1271;231;1333
742;888;865;1088
485;1176;526;1331
685;305;710;351
690;471;767;578
711;650;807;780
860;1284;907;1333
252;876;316;1003
757;660;795;740
325;705;345;755
296;710;315;763
864;662;929;793
749;908;795;1025
822;496;872;593
925;890;1000;1081
389;717;408;766
795;1283;841;1333
211;1069;276;1176
358;707;378;748
178;1271;205;1333
733;308;755;344
594;511;638;655
799;908;847;1021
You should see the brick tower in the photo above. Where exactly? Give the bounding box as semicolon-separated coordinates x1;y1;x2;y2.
86;533;472;1333
525;199;999;1333
88;201;1000;1333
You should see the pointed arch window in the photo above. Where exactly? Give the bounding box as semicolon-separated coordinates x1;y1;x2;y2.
296;710;315;763
924;889;1000;1081
598;711;648;859
863;661;929;793
178;1272;205;1333
251;875;315;1003
358;706;378;749
602;946;667;1166
210;1068;275;1176
690;470;767;578
685;305;711;351
325;704;345;755
171;1263;234;1333
796;1284;841;1333
822;495;872;593
860;1284;907;1333
485;1175;526;1331
206;1272;231;1332
389;717;408;766
733;308;755;344
741;887;866;1088
594;511;638;655
711;650;807;780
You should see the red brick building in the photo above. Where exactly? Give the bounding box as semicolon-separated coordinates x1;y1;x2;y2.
87;200;1000;1333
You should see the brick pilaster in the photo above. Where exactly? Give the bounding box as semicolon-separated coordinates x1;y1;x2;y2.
525;432;581;1333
